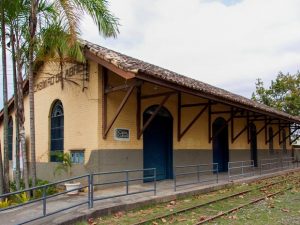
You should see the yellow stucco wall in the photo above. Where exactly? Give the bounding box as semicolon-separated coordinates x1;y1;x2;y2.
0;60;293;165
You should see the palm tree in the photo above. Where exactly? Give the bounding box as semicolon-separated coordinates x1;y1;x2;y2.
1;0;10;194
27;0;119;188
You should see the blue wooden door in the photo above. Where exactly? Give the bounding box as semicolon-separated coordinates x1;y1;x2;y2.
213;117;229;172
143;106;173;181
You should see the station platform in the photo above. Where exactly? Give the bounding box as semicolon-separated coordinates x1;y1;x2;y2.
0;167;299;225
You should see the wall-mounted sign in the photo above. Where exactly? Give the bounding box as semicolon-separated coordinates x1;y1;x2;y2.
34;63;88;92
114;128;130;141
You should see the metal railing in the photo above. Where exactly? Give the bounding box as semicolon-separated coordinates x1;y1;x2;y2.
260;157;298;175
0;174;90;225
281;157;295;169
91;168;156;207
0;168;156;225
228;160;255;181
260;158;281;175
174;163;218;191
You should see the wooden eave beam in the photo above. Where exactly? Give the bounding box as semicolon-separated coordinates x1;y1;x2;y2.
290;134;300;145
138;93;171;139
177;92;181;141
210;108;238;142
181;102;216;108
286;127;300;145
136;85;141;140
105;80;142;94
279;126;298;144
135;72;300;124
104;85;136;139
211;110;232;114
85;50;136;80
179;104;209;141
255;118;273;137
265;126;284;144
102;66;108;139
141;91;176;99
232;124;249;143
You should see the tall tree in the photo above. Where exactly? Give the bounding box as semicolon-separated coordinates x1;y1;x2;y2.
10;25;21;190
28;0;39;188
13;0;31;191
252;72;300;116
26;0;119;188
1;0;10;193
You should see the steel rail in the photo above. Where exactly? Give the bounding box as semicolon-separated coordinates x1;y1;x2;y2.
130;175;296;225
194;186;293;225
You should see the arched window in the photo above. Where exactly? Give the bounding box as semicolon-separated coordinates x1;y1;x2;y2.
50;100;64;162
268;127;273;154
8;117;13;160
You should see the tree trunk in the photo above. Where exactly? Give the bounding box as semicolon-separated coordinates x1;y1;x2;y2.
15;25;30;190
0;141;4;195
28;0;39;189
11;25;21;190
1;0;10;194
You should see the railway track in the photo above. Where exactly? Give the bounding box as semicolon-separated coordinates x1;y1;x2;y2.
130;173;298;225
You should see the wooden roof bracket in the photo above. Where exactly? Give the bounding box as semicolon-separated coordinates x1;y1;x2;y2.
288;126;300;145
265;122;284;144
231;108;248;143
137;92;172;139
102;65;139;139
178;95;209;141
209;108;238;143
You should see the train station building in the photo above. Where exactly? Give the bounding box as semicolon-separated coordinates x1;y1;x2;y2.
1;40;300;181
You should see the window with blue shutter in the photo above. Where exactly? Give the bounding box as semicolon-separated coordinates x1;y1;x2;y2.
50;100;64;162
71;150;84;164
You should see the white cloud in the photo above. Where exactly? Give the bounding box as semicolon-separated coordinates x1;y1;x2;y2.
81;0;300;98
2;0;300;108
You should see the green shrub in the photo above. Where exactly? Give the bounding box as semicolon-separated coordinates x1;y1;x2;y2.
10;178;58;199
0;198;12;208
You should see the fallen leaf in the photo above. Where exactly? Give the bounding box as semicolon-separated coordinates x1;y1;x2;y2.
152;222;158;225
169;200;176;205
114;211;124;218
281;208;290;213
199;216;207;221
232;215;238;220
161;218;167;223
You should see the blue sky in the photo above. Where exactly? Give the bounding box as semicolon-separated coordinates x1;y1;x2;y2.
2;0;300;108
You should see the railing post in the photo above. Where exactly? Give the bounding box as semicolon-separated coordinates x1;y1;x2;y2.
88;174;91;209
216;164;219;183
241;161;244;177
174;167;176;192
126;171;129;195
90;174;94;208
42;186;47;217
154;169;157;196
197;165;200;183
260;160;262;175
228;162;230;182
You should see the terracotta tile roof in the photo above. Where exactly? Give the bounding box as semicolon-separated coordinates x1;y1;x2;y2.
82;40;300;123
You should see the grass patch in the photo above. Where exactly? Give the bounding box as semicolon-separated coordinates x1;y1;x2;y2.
76;172;300;225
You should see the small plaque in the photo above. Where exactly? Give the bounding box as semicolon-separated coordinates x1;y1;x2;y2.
114;128;130;141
